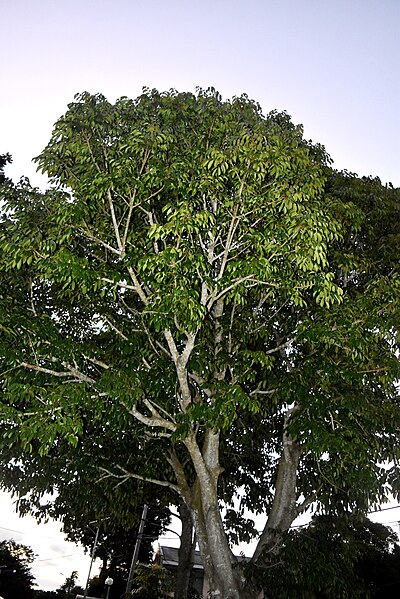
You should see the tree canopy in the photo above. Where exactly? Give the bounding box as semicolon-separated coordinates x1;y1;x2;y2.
1;88;399;599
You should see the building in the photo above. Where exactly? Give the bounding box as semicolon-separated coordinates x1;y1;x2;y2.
156;545;209;597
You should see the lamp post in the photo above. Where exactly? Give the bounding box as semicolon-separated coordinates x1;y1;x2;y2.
104;577;113;599
83;517;110;599
83;526;100;599
125;504;148;596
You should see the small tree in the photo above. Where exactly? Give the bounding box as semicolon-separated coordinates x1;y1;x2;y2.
55;571;84;598
0;539;35;599
129;564;175;599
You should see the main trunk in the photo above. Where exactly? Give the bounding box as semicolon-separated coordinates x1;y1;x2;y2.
175;499;196;599
181;431;244;599
178;412;301;599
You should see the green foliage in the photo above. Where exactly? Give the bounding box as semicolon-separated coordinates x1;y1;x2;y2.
257;515;400;598
0;153;11;183
128;564;174;598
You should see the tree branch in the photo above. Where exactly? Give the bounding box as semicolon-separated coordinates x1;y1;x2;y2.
104;316;129;341
81;228;121;256
217;203;239;281
19;362;95;385
107;190;124;256
98;466;179;493
128;401;177;432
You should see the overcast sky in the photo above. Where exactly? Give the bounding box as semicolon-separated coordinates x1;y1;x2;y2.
1;0;399;591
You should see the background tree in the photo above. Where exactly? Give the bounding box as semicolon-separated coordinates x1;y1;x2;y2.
55;571;84;599
260;515;400;598
0;539;35;599
0;89;399;599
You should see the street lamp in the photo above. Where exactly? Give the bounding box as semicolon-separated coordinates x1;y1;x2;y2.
104;577;113;599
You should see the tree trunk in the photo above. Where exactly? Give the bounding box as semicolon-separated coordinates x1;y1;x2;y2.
253;410;301;563
183;431;245;599
175;499;196;599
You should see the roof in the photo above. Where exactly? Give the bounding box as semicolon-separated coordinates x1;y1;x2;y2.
159;545;250;569
160;546;204;569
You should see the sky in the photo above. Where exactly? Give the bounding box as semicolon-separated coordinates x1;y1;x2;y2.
1;0;399;591
0;490;93;591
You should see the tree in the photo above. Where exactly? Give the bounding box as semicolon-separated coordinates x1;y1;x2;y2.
55;571;84;599
0;88;399;598
260;515;400;598
0;539;35;599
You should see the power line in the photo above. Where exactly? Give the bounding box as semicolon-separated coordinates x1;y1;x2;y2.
369;505;400;514
0;525;28;535
0;524;64;541
35;553;84;563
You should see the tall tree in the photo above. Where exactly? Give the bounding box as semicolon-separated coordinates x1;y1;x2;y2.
0;89;399;598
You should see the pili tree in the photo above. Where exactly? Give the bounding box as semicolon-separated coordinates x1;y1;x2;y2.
0;88;399;598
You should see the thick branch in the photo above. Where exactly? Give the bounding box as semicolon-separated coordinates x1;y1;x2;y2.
252;404;301;562
127;266;148;305
128;401;177;432
164;330;197;411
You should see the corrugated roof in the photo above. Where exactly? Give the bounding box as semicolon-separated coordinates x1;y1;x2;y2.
160;546;203;569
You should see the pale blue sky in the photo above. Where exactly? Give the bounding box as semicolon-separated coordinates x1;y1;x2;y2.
0;0;399;590
1;0;399;186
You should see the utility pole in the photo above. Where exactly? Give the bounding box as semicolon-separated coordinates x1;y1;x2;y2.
83;525;100;599
125;504;148;596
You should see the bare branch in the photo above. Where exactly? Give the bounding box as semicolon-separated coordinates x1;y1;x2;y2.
27;277;37;317
101;278;136;291
209;276;278;308
217;203;239;281
296;490;321;516
249;387;277;397
265;338;294;356
83;355;110;369
121;188;138;251
98;466;179;493
104;316;129;341
167;450;191;499
107;190;124;255
164;329;179;363
145;397;177;424
81;228;121;256
127;266;148;305
19;362;95;385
